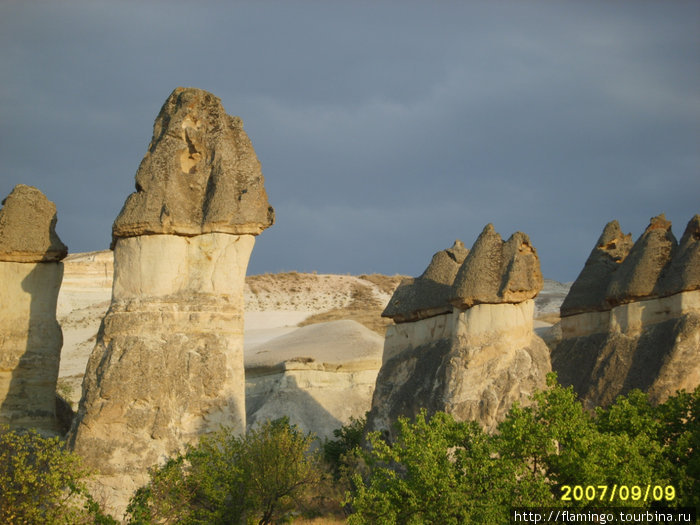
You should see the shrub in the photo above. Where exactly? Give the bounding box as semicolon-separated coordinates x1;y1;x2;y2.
127;418;324;525
323;415;366;479
0;425;115;525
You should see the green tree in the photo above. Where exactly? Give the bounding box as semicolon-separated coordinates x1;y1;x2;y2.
347;375;698;523
127;418;324;525
498;375;673;509
347;410;539;524
241;418;324;524
0;425;116;525
655;386;700;508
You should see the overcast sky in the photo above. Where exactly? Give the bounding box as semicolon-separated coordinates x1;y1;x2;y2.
1;1;698;282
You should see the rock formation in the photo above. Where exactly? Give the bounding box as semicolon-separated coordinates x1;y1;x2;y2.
383;240;468;323
606;214;677;306
560;220;634;317
0;184;67;434
68;87;273;517
246;320;383;440
368;226;550;436
552;214;700;409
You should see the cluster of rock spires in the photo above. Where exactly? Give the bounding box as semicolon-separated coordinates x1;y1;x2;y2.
0;185;67;435
368;225;551;436
552;214;700;409
1;85;698;522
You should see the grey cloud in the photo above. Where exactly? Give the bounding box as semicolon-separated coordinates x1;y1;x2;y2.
1;1;698;283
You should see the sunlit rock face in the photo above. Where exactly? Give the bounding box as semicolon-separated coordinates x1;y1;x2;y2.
68;87;273;518
111;87;274;240
552;214;700;409
245;320;384;441
368;226;550;437
0;185;67;435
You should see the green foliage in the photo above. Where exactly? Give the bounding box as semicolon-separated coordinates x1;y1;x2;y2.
498;376;673;510
348;411;546;524
242;418;324;524
347;375;699;524
126;418;324;525
655;386;700;508
323;415;366;479
0;425;116;525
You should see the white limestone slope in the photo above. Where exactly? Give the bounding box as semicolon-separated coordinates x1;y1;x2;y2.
246;319;384;440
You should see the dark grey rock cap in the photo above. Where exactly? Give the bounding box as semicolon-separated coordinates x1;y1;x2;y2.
450;224;543;309
560;220;634;317
382;240;468;323
112;87;274;244
657;214;700;296
606;214;677;307
0;184;67;262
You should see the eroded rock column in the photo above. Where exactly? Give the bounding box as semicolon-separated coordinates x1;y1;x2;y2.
368;226;550;436
68;87;274;516
0;185;68;435
552;214;700;408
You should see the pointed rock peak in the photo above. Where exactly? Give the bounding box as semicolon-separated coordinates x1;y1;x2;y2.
451;224;542;309
383;240;467;322
561;220;634;316
646;213;672;232
596;220;634;256
598;219;623;243
477;223;499;239
0;184;67;262
445;239;469;264
505;231;532;250
657;214;700;296
680;214;700;242
501;231;543;302
606;214;677;306
112;87;274;243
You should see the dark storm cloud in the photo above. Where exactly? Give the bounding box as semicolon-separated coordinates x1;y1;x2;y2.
1;1;698;281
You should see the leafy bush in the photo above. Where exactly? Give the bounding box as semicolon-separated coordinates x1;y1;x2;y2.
323;415;366;479
127;418;325;525
346;375;699;524
0;426;116;525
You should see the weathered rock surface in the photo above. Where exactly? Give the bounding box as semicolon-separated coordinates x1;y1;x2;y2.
368;228;550;436
606;214;677;307
68;87;273;519
246;320;383;440
382;240;468;323
370;302;550;436
553;292;700;408
552;214;700;408
0;184;67;262
450;224;543;309
560;220;633;316
112;87;274;243
0;185;66;435
658;215;700;296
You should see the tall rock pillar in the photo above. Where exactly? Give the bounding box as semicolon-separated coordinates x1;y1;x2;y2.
68;87;274;515
552;214;699;408
368;226;550;437
0;185;68;435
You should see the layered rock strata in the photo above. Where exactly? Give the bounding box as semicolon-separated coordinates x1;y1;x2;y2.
552;215;700;408
368;226;550;436
68;87;273;517
245;320;383;441
0;185;67;434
